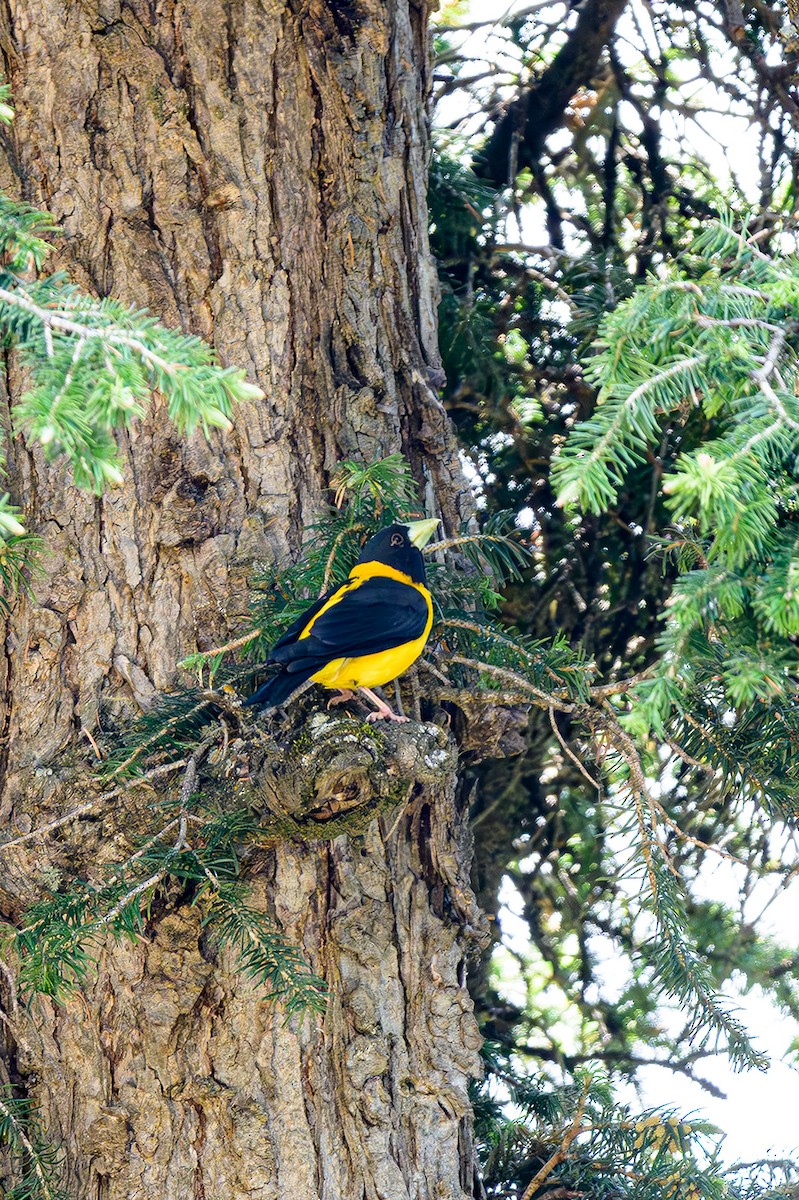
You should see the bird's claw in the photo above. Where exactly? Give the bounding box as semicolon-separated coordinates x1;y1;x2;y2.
365;708;409;723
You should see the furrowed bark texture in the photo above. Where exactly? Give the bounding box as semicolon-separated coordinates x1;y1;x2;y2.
9;717;485;1199
0;1;483;1196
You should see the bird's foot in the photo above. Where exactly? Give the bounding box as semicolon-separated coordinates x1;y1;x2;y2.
365;706;410;724
359;686;409;723
327;689;357;709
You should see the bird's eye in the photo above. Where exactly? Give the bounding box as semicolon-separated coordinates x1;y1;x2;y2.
390;533;404;547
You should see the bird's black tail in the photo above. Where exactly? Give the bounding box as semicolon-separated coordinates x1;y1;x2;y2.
242;669;307;710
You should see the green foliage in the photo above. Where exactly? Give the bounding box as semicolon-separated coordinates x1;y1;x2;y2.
439;509;531;585
430;8;799;1191
6;284;259;494
429;156;498;265
472;1053;732;1200
0;82;15;125
554;220;797;548
0;459;41;612
328;454;420;513
429;151;553;434
0;1086;64;1200
554;221;799;756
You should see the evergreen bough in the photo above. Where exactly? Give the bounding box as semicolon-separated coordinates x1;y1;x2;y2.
554;219;799;810
0;1085;65;1200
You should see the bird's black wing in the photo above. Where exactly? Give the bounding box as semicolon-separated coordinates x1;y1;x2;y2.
270;586;339;652
244;576;430;709
269;575;430;672
242;587;341;708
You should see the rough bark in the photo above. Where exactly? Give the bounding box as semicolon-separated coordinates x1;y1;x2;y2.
0;1;485;1196
5;714;486;1198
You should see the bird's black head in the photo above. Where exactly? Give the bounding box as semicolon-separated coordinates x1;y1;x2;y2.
356;523;427;584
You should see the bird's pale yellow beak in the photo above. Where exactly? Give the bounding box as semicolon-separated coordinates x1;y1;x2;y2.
405;518;440;549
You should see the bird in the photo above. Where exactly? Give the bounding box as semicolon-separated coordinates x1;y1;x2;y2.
244;518;440;722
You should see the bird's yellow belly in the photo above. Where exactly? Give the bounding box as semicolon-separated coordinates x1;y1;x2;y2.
311;633;429;690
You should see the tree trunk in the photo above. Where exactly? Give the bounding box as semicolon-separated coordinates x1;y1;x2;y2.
0;1;484;1196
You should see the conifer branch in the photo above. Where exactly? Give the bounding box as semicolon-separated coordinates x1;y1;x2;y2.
588;706;768;1069
449;653;573;709
586;353;708;474
518;1075;591;1200
0;286;186;380
0;1086;64;1200
0;169;265;559
0;1096;56;1200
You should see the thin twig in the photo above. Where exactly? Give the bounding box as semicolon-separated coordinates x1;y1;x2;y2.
694;315;783;333
441;617;584;693
97;753;200;926
649;795;750;867
321;524;367;593
418;658;452;687
435;0;554;32
426;532;523;557
183;629;262;660
107;693;218;779
549;706;600;791
588;667;655;699
98;867;171;927
0;1094;57;1200
439;622;646;702
587;708;672;935
0;285;181;377
664;733;713;773
429;685;533;706
519;1076;591;1200
0;758;190;853
101;819;181;886
449;653;574;711
80;725;103;760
